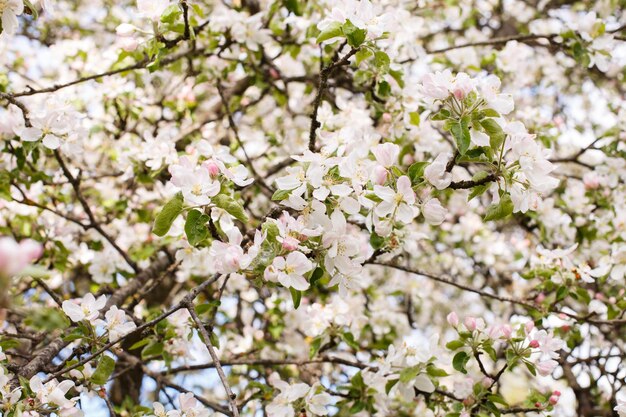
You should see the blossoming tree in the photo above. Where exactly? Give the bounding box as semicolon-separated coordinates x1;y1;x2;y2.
0;0;625;416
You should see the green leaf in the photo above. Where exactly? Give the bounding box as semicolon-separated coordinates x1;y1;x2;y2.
212;194;248;222
209;331;220;349
355;48;373;65
271;188;292;201
141;342;164;359
184;209;210;246
153;192;184;236
373;51;390;72
482;108;500;118
310;336;323;358
342;20;367;48
452;351;470;374
524;361;537;376
468;184;489;201
91;356;116;386
408;161;428;184
399;366;420;383
309;267;325;286
385;378;399;394
316;22;342;43
409;111;420;126
370;233;385;250
375;80;391;99
290;288;302;309
480;118;506;150
283;0;303;15
128;339;150;351
431;109;451;121
445;340;465;351
426;365;449;377
451;117;471;155
484;194;514;222
160;4;182;24
342;332;359;350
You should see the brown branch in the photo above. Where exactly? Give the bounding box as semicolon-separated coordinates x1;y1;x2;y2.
308;46;359;151
186;302;240;417
449;173;498;189
54;150;139;272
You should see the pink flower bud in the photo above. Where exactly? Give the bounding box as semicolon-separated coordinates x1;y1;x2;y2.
501;324;513;339
481;377;493;388
402;154;414;165
464;317;477;331
583;172;600;189
535;402;542;408
372;165;388;185
269;68;280;80
549;395;559;405
529;340;540;348
553;390;561;396
204;160;220;178
382;113;392;123
447;311;459;327
463;397;474;407
535;292;546;303
281;236;299;251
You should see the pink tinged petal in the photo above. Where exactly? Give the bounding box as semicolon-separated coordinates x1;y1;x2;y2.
396;176;415;204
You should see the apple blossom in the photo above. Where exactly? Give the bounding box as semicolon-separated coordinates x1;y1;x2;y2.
264;251;313;291
0;2;624;417
61;293;107;323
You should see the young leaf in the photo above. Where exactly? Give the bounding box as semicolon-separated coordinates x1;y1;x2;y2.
451;117;471;155
271;188;292;201
184;209;210;246
480;118;506;150
316;22;342;43
483;194;514;221
153;192;184;237
342;20;367;48
290;287;302;309
408;161;428;183
212;194;248;222
91;355;116;386
452;351;470;374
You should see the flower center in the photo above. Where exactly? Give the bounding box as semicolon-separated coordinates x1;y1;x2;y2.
191;184;203;196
